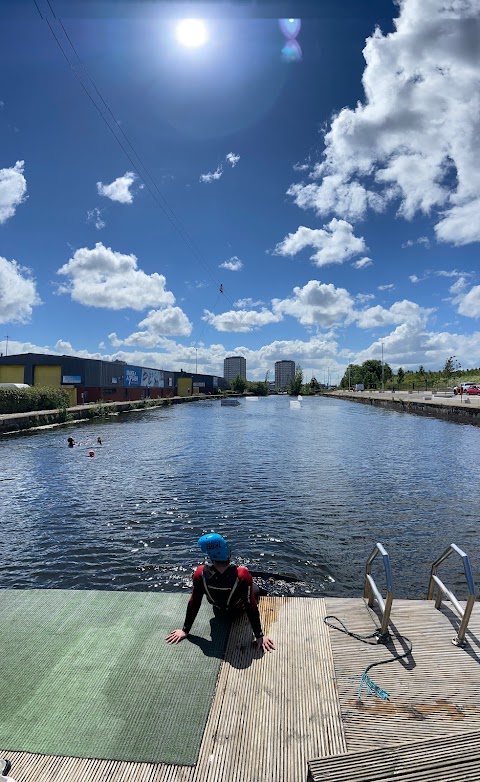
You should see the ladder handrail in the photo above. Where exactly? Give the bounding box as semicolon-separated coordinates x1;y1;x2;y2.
363;542;393;638
427;543;476;647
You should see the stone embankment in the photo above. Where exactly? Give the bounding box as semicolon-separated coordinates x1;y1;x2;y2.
327;389;480;426
0;394;223;435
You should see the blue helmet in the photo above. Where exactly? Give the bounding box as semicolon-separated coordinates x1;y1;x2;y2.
198;533;230;562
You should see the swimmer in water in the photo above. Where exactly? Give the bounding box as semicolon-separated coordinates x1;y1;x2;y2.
67;437;75;447
97;437;102;445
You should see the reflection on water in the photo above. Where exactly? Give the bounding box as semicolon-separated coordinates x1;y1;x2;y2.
1;397;479;598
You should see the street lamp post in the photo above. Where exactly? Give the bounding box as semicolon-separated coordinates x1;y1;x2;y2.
348;363;351;391
381;342;384;392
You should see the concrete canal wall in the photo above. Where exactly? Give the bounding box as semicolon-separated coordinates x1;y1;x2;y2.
0;394;223;435
328;389;480;426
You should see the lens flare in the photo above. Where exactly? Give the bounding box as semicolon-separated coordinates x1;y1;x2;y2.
176;19;208;48
281;40;302;63
279;18;301;39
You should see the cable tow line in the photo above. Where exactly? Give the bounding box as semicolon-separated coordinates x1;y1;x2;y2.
324;614;413;702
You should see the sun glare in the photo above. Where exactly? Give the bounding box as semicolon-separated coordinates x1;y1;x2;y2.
176;19;208;48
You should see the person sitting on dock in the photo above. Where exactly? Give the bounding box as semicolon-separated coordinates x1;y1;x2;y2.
166;533;275;653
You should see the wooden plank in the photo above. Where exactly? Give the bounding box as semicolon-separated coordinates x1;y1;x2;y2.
309;730;480;780
0;755;195;782
193;596;346;782
8;596;480;782
325;598;480;752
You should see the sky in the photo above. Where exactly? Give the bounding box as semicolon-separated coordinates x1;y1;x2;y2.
1;0;480;383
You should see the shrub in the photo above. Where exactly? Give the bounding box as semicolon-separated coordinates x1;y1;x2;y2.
0;387;70;414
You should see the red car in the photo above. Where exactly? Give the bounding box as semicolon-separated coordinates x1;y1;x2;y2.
466;385;480;395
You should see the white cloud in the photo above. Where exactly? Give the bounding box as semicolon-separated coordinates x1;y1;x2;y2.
0;256;41;324
0;101;4;108
274;219;366;267
378;283;395;291
455;285;480;319
138;307;192;337
402;236;431;249
449;276;469;297
356;299;433;330
0;161;27;224
203;308;282;332
287;0;480;245
436;269;468;279
226;152;240;167
409;275;420;283
200;165;223;183
56;242;176;310
435;199;480;245
272;280;355;328
108;305;192;346
352;256;373;269
219;256;244;271
97;171;137;203
234;297;265;308
200;152;241;182
356;293;376;304
86;207;106;230
355;322;480;373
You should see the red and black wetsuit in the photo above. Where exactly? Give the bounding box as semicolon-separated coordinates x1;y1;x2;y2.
182;564;263;639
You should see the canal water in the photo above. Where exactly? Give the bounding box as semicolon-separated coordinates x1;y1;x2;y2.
1;396;479;599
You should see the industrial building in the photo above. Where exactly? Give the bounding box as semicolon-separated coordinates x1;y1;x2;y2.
0;354;227;405
275;360;296;390
223;355;246;383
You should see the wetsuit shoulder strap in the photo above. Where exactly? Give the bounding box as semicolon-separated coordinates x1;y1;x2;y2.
226;573;240;606
202;565;216;605
202;564;240;607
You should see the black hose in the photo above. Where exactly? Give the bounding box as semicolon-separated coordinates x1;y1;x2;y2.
324;613;413;700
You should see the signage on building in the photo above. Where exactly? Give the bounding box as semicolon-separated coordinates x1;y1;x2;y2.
112;377;118;384
62;375;81;384
124;366;142;386
193;382;205;388
141;368;164;387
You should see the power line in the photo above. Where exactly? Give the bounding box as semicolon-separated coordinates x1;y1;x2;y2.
35;0;234;308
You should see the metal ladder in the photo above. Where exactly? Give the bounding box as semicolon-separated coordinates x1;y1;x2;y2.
427;543;477;647
364;541;477;647
363;542;393;639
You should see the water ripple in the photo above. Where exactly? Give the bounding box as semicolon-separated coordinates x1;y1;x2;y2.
1;397;480;599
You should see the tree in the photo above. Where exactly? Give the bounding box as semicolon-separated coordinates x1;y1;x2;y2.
443;356;460;381
289;364;303;396
397;367;405;387
231;375;246;393
309;376;320;392
362;359;393;384
340;364;361;388
247;380;268;396
418;365;425;375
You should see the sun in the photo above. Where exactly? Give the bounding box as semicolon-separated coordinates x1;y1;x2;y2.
176;19;208;48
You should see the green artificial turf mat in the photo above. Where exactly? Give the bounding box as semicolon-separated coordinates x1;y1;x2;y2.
0;589;228;764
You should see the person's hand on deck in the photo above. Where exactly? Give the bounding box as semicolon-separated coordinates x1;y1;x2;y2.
256;635;275;652
165;629;188;644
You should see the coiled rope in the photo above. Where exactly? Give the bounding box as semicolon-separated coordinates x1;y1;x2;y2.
324;613;413;701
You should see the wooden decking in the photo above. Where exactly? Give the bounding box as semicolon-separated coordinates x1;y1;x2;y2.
2;596;480;782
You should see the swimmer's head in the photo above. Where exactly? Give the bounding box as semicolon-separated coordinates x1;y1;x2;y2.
198;533;230;562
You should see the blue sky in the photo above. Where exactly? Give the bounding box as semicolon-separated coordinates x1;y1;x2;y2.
1;0;480;382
